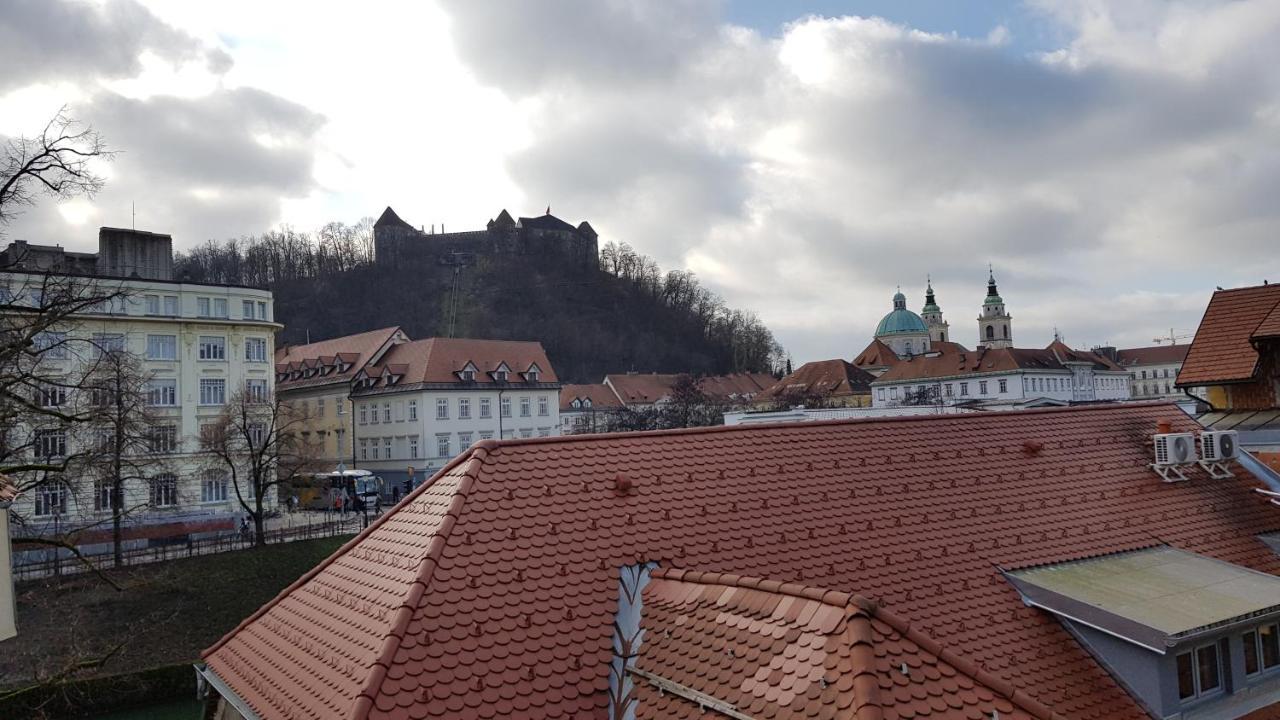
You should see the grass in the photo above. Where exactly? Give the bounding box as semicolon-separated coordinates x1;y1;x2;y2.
0;535;348;694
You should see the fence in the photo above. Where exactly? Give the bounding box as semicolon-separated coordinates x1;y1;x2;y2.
11;513;364;583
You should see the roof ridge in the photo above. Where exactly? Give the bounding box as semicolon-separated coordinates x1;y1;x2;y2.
868;603;1063;720
652;567;856;608
351;448;488;719
200;444;481;664
470;400;1190;451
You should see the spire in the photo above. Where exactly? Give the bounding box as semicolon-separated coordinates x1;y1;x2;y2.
986;264;1000;299
922;274;941;314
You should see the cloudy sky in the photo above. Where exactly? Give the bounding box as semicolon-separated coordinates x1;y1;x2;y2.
3;0;1279;364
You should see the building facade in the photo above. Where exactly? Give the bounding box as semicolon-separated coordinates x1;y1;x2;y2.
2;229;278;542
977;268;1013;349
1109;344;1190;399
274;327;408;468
349;338;561;489
0;475;15;642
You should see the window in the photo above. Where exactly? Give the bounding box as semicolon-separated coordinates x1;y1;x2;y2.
245;338;268;362
459;431;473;447
890;386;899;400
199;378;226;405
249;422;267;447
201;471;228;503
198;336;226;360
35;428;66;457
959;382;969;397
360;438;369;460
34;331;68;359
93;333;125;357
527;368;539;382
337;400;346;415
479;431;493;440
1141;370;1148;379
149;424;178;453
147;378;177;406
460;369;475;382
409;436;419;459
146;334;177;360
1176;644;1222;701
198;297;211;317
383;437;392;459
213;298;228;318
316;397;325;417
979;381;988;395
150;474;178;507
459;398;471;419
520;397;531;417
359;404;368;424
436;398;449;420
335;428;345;451
34;483;67;516
245;379;268;403
520;428;533;439
437;434;450;458
480;397;492;418
499;396;512;418
998;379;1008;393
876;388;885;402
383;403;391;423
493;370;508;382
1244;623;1280;676
243;300;254;319
986;325;994;340
944;383;953;397
538;396;549;416
94;480;114;512
257;301;267;321
409;400;418;421
146;295;160;315
163;295;178;316
37;385;66;408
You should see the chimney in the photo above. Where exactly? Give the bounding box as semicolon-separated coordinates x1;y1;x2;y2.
1156;419;1172;435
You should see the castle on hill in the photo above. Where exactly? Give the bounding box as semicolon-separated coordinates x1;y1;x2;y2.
372;206;599;267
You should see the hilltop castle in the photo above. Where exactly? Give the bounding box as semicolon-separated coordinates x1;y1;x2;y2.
372;206;599;267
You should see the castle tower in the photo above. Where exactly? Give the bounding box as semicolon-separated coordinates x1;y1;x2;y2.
977;266;1013;349
921;276;949;343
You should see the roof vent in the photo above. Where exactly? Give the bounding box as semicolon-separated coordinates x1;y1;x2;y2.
613;474;633;494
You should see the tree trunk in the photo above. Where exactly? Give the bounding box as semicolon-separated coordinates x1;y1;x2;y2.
253;492;267;548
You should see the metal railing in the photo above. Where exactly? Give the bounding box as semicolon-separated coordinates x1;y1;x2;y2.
11;514;362;582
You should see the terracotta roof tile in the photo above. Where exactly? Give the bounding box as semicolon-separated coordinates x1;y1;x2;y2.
852;339;902;372
275;327;405;390
633;568;1047;720
203;402;1280;719
697;372;776;401
559;383;623;412
605;373;682;405
1178;284;1280;386
758;359;874;402
1115;344;1190;367
356;338;558;391
877;342;1122;383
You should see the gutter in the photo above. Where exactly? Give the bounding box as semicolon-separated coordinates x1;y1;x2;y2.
194;663;261;720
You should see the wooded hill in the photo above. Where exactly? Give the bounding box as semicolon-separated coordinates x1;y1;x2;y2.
174;223;784;383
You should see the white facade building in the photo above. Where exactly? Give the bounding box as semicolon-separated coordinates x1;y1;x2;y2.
1112;345;1191;399
2;230;278;543
349;338;561;490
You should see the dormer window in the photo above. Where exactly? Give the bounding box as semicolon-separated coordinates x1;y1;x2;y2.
461;369;475;381
571;399;582;409
583;398;592;408
493;370;508;382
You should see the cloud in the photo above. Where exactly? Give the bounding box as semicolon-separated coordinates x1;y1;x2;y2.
0;0;222;93
438;1;1280;361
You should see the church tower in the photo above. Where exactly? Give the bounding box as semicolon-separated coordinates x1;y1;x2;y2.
977;266;1013;349
921;276;949;343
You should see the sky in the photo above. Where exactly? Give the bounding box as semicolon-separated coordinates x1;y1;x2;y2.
3;0;1279;365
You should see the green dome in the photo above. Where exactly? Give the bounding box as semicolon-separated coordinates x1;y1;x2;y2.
876;290;928;336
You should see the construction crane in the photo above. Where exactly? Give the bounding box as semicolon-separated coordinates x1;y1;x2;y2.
1152;328;1194;345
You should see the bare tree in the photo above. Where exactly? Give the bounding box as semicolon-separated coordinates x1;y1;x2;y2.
200;389;321;547
1;107;113;235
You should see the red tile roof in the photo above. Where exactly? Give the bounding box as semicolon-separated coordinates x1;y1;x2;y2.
852;339;901;372
275;327;405;390
876;342;1122;384
696;372;776;401
202;402;1280;719
1178;284;1280;386
1115;344;1190;367
559;383;624;412
757;359;874;402
604;373;680;405
355;338;558;392
634;568;1047;720
1256;303;1280;340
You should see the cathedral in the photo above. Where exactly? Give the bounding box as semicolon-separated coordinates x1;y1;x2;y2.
863;269;1014;366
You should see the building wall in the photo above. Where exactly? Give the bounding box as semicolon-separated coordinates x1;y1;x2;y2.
1226;341;1280;410
872;370;1130;408
3;271;278;530
352;387;560;485
1130;361;1185;399
0;506;14;641
281;384;354;468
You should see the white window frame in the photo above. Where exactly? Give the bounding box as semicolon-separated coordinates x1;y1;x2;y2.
459;397;471;419
147;378;177;407
146;334;177;361
538;396;549;416
480;397;492;418
201;471;229;503
198;336;226;361
436;397;449;420
245;337;268;363
150;473;178;507
199;378;226;406
436;434;450;458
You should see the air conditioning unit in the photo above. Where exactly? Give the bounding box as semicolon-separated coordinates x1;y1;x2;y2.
1200;430;1239;462
1154;433;1197;466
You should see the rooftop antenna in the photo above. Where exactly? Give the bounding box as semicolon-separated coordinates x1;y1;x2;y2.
306;329;311;344
131;201;136;230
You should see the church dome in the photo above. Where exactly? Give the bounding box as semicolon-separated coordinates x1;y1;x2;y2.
876;291;929;336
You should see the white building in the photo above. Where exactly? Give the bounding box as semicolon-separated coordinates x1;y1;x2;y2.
871;341;1131;408
2;229;278;544
1112;344;1191;399
350;338;561;490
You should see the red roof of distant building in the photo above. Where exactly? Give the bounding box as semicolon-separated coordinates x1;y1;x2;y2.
757;359;874;402
696;372;775;401
1115;344;1190;367
877;342;1121;383
202;402;1280;719
852;339;901;372
355;338;558;392
605;373;681;405
275;327;405;390
635;568;1047;720
1178;284;1280;386
559;383;623;412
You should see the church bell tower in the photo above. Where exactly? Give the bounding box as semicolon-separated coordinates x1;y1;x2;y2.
977;266;1013;349
921;276;949;343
